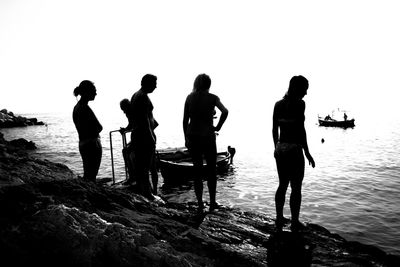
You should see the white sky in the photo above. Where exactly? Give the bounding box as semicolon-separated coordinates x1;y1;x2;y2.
1;0;399;118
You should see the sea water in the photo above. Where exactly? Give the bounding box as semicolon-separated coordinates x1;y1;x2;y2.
2;109;400;257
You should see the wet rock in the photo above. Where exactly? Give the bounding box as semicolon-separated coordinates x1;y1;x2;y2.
267;231;313;267
0;133;73;187
8;138;37;150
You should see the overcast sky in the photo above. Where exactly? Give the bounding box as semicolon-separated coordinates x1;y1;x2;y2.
1;0;399;118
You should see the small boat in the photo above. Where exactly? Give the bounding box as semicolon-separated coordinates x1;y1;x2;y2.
318;117;355;128
109;129;235;185
157;146;235;184
318;109;355;128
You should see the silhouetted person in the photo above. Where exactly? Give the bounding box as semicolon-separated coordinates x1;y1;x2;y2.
272;75;315;231
73;80;103;182
120;98;136;184
183;74;229;212
343;112;348;121
129;74;158;199
149;153;159;195
120;98;158;194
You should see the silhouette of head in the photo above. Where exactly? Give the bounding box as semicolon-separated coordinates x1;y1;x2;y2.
141;74;157;93
120;98;130;113
193;74;211;92
73;80;97;101
285;75;309;100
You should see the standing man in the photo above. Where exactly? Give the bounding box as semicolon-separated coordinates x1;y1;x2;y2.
130;74;158;199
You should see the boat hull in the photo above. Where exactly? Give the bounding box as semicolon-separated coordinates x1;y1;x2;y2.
318;119;355;128
157;147;233;185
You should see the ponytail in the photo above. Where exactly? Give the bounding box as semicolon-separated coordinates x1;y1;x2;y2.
73;80;94;97
73;86;81;97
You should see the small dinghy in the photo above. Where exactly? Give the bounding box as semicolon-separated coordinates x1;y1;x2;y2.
157;146;235;184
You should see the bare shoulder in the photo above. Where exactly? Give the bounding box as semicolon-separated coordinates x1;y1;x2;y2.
274;99;285;110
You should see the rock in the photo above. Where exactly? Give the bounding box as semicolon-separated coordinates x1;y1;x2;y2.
0;133;399;267
9;138;37;150
28;118;38;124
0;108;45;128
0;133;73;187
267;231;313;267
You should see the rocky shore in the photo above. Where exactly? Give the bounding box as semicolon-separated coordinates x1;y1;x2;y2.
0;109;45;128
0;132;399;267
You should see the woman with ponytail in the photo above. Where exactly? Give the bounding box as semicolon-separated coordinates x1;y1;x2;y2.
73;80;103;182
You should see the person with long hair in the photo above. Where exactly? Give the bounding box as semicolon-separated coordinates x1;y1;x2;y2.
73;80;103;182
183;74;229;212
272;75;315;231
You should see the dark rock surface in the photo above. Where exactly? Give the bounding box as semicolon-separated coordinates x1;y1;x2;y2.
0;133;399;267
0;109;45;128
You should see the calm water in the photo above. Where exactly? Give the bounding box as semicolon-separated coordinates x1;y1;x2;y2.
2;109;400;256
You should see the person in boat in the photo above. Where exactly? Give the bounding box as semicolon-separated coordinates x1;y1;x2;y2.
324;114;332;120
272;75;315;231
120;98;159;195
343;112;348;121
129;74;158;200
73;80;103;182
183;73;229;212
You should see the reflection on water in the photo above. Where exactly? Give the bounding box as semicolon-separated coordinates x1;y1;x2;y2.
2;112;400;256
160;165;238;206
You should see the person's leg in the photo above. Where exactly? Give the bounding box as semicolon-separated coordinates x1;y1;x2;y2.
135;145;154;199
122;146;129;173
79;144;90;180
189;137;204;209
133;146;146;195
92;139;102;180
79;140;102;182
128;149;137;182
150;151;158;195
275;157;290;225
289;149;305;224
204;136;217;209
123;143;136;183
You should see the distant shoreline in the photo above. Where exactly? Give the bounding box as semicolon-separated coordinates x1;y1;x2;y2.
0;108;45;128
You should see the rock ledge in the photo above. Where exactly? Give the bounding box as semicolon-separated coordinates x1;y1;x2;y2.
0;109;45;128
0;133;399;267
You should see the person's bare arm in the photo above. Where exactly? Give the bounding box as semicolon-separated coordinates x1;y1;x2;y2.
272;103;279;147
214;98;228;132
302;126;315;168
120;113;134;133
300;102;315;168
183;97;190;147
